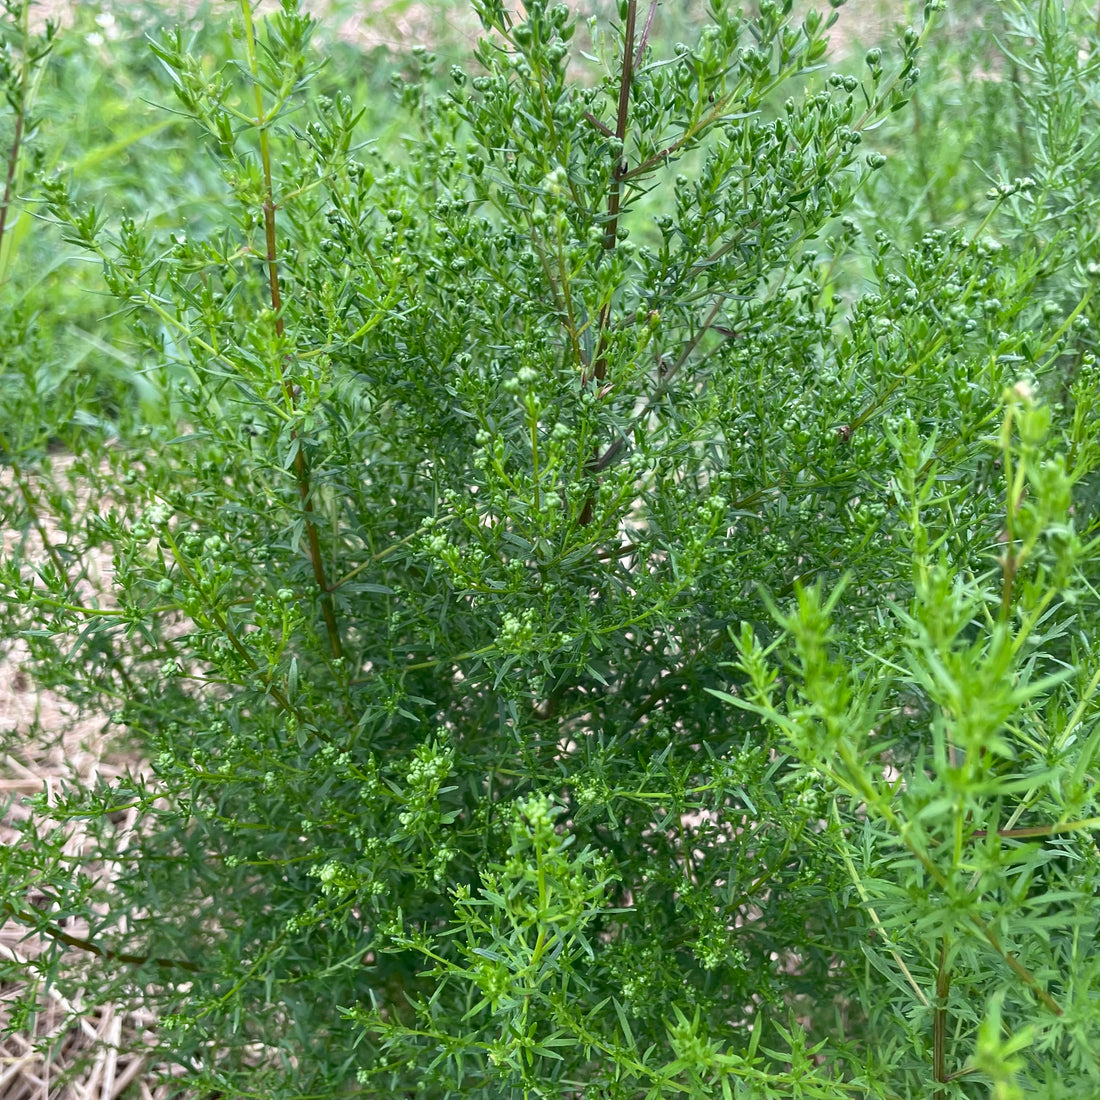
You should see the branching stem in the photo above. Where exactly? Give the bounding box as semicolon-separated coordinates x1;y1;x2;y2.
0;901;200;973
241;0;343;661
932;938;950;1100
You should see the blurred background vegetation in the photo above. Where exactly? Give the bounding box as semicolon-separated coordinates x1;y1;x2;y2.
0;0;1026;457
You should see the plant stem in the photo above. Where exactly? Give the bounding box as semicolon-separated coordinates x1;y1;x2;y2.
586;0;636;386
932;938;950;1100
0;439;72;585
999;397;1019;620
578;1;638;527
633;1;658;70
0;107;24;282
0;901;200;973
603;0;636;256
969;817;1100;839
241;0;343;661
0;0;28;285
832;743;1064;1017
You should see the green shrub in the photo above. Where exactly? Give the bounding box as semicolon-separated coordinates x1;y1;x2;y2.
3;0;1100;1096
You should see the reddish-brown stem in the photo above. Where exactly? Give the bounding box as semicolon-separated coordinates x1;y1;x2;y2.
579;2;638;525
969;915;1062;1017
932;939;950;1100
165;530;336;740
243;8;342;660
633;1;658;70
0;110;24;268
591;0;637;369
263;198;285;337
1;901;200;973
260;196;343;660
599;0;636;255
613;4;636;137
591;294;728;475
583;110;614;137
619;102;731;183
1000;544;1018;621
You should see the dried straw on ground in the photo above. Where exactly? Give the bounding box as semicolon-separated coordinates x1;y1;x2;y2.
0;447;202;1099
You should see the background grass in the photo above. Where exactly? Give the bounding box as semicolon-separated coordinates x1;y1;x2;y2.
0;0;1010;458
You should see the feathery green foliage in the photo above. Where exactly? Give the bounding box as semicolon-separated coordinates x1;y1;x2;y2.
3;0;1100;1096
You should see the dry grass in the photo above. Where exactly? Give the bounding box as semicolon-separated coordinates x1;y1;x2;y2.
0;455;191;1100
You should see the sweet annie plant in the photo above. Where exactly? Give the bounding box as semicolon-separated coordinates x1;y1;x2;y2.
3;0;1100;1096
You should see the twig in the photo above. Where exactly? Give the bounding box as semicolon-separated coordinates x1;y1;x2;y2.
578;0;639;525
242;1;343;661
932;939;950;1100
633;1;658;70
0;901;201;973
